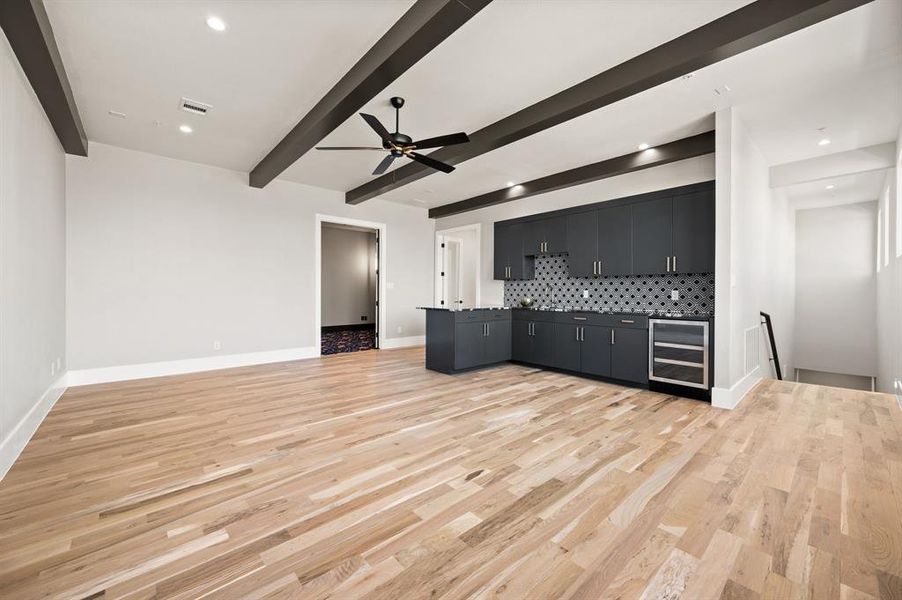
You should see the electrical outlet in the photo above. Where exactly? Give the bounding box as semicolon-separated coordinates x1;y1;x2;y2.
582;290;589;299
387;282;395;290
397;326;403;334
213;340;221;351
50;361;55;377
361;315;367;321
670;290;679;301
56;357;61;371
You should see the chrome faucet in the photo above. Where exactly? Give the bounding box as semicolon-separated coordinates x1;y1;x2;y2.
545;283;556;309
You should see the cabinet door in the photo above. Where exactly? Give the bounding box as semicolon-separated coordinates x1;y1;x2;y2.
454;322;486;370
553;323;582;372
484;320;511;364
672;190;715;274
596;205;632;276
544;216;567;254
523;221;545;256
566;212;597;278
610;327;648;384
531;320;555;367
580;325;612;377
493;223;510;280
632;198;673;275
506;223;531;280
511;320;533;363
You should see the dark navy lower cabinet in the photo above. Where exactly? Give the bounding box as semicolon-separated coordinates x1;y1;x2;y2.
580;325;613;377
611;327;649;384
425;309;512;373
424;308;651;387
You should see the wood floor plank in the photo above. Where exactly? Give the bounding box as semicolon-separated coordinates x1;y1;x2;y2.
0;349;899;599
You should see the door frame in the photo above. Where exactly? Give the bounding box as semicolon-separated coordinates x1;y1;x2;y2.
437;235;463;308
434;223;481;308
315;214;387;355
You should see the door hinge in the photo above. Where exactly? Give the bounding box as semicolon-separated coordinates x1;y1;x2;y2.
441;271;445;277
440;300;445;305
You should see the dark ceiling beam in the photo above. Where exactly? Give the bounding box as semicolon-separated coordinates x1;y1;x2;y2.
348;0;873;204
0;0;88;156
249;0;492;189
428;131;715;219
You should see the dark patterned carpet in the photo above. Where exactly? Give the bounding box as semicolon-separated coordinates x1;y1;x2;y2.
321;326;376;355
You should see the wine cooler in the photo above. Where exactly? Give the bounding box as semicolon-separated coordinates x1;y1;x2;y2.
648;319;710;390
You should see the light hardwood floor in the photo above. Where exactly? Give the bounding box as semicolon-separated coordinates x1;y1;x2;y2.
1;347;901;599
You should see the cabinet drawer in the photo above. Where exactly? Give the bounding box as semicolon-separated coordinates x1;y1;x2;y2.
553;312;609;327
512;309;557;322
454;310;509;323
610;315;648;329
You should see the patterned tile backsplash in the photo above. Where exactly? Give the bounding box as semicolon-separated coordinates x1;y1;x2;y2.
503;254;714;315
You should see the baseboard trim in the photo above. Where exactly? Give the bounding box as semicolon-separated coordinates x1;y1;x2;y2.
380;335;425;349
68;346;319;387
0;373;68;480
711;366;761;410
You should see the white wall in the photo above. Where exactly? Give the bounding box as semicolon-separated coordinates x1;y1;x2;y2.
434;155;715;307
794;201;878;378
0;31;68;477
714;108;797;407
66;143;433;371
321;226;376;327
876;127;901;394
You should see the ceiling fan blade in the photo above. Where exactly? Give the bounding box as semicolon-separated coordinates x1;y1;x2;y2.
372;154;396;175
315;146;385;151
412;132;469;150
408;152;455;174
360;113;391;143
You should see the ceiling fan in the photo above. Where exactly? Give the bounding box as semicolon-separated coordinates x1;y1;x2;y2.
316;97;469;175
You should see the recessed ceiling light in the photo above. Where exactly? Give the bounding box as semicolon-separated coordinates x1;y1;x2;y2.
206;16;226;31
506;181;515;187
825;184;835;190
818;138;831;146
638;143;650;150
179;124;193;134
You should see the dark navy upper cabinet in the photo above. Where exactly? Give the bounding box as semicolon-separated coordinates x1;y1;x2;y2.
596;205;632;276
566;211;598;278
631;198;673;275
494;222;534;280
632;190;714;275
672;189;715;274
524;216;567;256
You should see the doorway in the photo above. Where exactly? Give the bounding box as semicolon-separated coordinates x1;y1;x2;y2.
435;224;480;309
317;217;384;355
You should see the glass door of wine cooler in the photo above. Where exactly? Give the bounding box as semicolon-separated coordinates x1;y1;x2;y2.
648;319;709;390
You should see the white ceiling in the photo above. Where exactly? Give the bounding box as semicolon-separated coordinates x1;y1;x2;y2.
782;170;888;211
45;0;901;210
44;0;414;171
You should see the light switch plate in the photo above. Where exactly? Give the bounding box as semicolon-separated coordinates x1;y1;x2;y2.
582;290;589;298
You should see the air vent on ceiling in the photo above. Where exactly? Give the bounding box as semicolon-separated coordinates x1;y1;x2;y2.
179;97;212;116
